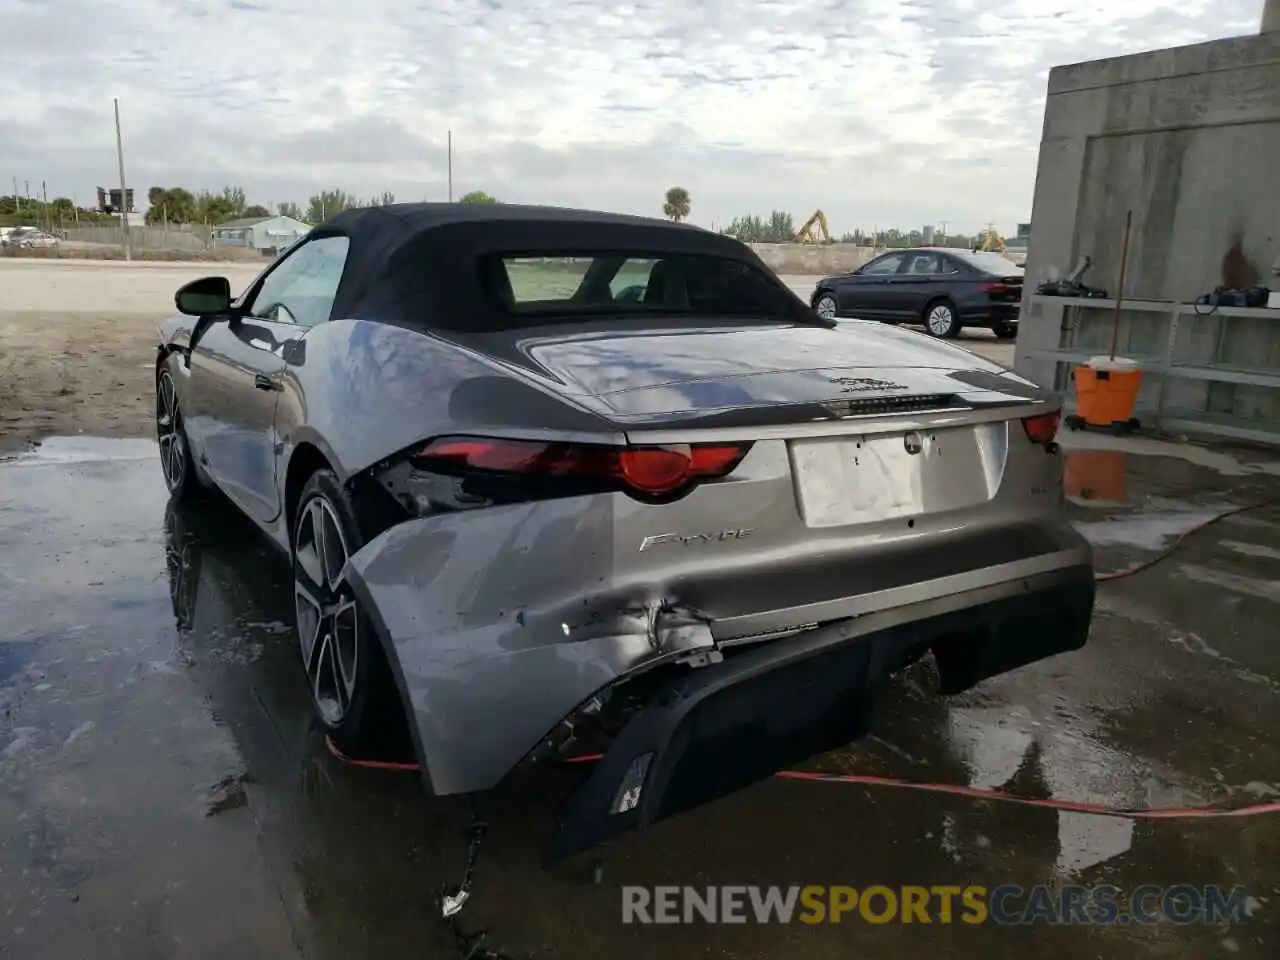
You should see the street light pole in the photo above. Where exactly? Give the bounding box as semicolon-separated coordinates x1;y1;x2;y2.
447;129;453;202
113;98;132;261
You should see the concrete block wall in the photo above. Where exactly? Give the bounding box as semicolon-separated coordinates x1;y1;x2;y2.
749;243;877;276
62;225;208;251
1016;31;1280;430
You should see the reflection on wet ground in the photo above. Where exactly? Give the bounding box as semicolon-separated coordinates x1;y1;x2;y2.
0;434;1277;958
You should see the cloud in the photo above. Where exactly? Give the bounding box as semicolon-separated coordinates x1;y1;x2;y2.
0;0;1263;233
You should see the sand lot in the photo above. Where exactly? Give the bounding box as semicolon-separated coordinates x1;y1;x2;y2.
0;261;265;453
0;259;1011;453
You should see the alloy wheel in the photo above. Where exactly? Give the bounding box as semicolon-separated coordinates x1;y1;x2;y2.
927;304;955;336
294;496;360;726
815;295;837;320
156;372;187;492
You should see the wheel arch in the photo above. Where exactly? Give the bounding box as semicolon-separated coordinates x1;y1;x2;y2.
284;443;427;785
923;292;956;314
155;343;180;380
283;441;333;543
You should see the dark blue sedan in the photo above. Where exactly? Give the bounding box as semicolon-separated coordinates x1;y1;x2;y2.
810;248;1024;339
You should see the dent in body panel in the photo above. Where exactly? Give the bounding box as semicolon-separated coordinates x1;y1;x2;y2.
345;495;716;793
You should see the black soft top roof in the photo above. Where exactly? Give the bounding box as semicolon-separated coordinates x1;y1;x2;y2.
312;203;805;330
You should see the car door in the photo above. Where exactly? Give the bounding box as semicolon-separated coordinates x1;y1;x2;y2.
185;235;350;524
884;251;948;322
833;253;905;320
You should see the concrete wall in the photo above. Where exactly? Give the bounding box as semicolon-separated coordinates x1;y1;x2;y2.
63;224;208;251
750;243;877;275
1017;32;1280;430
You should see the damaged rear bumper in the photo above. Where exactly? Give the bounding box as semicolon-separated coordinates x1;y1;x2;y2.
544;564;1093;863
345;500;1093;860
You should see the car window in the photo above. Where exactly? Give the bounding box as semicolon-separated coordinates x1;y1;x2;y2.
486;252;798;324
245;236;350;327
937;256;961;275
903;253;942;275
953;250;1024;275
860;254;904;276
609;258;656;300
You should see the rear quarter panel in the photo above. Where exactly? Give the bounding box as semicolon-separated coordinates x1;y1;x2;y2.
274;319;619;482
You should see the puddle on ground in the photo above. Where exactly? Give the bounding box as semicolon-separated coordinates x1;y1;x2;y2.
0;640;39;685
1065;449;1129;505
0;435;158;466
1063;430;1280;478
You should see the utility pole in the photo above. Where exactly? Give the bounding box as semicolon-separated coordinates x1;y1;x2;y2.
447;130;453;202
940;220;950;240
12;177;19;212
41;180;48;231
113;97;132;261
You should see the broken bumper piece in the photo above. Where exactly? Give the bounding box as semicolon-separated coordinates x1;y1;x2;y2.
545;566;1094;864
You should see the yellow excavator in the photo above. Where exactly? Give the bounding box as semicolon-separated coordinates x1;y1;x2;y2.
794;210;831;244
976;223;1007;254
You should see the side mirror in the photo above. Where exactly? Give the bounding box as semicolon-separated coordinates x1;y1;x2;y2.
175;276;232;316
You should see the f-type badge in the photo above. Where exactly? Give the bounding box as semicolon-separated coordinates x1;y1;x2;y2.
639;529;754;552
903;431;924;455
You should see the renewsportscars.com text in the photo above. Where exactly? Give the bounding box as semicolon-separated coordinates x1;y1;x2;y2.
621;884;1252;926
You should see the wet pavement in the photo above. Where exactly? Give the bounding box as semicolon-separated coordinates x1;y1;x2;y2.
1;433;1277;959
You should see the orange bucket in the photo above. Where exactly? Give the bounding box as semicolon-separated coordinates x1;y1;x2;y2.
1073;356;1142;427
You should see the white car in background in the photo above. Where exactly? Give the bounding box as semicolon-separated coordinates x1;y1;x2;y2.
1;227;59;248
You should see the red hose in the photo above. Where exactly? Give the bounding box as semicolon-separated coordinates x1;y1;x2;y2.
325;737;1279;820
1093;494;1278;581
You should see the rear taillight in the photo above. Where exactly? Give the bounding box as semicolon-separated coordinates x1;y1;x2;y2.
1021;411;1060;446
411;436;752;501
979;282;1011;294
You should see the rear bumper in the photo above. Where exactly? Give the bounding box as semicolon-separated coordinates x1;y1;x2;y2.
545;563;1094;863
962;303;1020;325
346;497;1094;859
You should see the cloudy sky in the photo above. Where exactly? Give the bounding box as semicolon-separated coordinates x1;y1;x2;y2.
1;0;1264;234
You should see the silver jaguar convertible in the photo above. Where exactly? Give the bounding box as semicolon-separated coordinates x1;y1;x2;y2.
154;203;1094;862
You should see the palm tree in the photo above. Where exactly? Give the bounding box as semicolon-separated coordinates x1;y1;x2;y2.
663;187;690;222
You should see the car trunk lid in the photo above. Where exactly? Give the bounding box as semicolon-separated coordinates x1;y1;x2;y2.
456;319;1039;430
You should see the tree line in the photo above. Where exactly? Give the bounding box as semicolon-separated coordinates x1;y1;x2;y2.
142;186;499;226
0;194;116;229
8;182;977;249
661;187;978;249
0;187;501;231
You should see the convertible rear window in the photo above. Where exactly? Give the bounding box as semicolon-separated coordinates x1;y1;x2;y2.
480;252;799;323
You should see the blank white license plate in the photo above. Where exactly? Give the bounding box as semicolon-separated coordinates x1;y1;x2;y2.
788;425;1007;528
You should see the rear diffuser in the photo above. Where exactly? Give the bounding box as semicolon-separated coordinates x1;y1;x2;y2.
545;621;876;865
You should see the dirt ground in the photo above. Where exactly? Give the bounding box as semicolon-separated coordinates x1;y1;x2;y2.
0;260;264;453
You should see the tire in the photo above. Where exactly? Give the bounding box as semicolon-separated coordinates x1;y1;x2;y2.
992;322;1017;340
923;299;961;338
813;292;838;320
292;468;401;751
156;368;201;501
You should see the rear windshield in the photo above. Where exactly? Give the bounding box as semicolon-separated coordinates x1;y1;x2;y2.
953;250;1024;276
479;252;799;323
